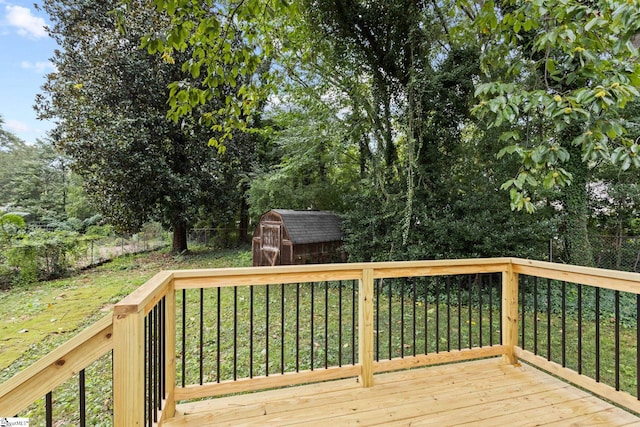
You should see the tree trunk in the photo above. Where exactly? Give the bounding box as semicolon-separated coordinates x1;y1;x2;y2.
562;144;594;266
238;191;250;245
172;222;188;254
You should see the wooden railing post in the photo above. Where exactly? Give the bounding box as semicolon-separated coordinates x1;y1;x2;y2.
502;262;519;365
113;308;145;426
359;268;374;387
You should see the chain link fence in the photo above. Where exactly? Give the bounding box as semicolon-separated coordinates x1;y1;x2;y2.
188;227;246;248
77;230;169;269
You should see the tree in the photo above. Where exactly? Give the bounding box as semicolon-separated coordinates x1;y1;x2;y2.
36;0;249;253
139;0;294;148
0;118;73;222
467;0;640;265
248;83;361;217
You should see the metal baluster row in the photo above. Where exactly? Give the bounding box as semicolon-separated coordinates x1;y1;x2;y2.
373;274;501;362
178;281;359;386
519;276;640;398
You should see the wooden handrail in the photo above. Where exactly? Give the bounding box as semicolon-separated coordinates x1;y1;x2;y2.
511;258;640;294
0;315;113;416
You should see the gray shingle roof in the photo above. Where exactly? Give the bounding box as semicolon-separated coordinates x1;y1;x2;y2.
272;209;343;244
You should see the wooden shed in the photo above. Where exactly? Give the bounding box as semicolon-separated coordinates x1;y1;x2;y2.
252;209;344;266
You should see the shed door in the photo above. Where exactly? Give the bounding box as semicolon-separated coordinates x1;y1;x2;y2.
261;223;281;266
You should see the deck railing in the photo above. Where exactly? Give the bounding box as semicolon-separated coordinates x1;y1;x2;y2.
2;258;640;425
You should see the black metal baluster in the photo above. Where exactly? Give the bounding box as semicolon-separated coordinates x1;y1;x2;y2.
144;316;149;427
152;308;158;423
352;280;356;364
401;279;405;358
339;280;343;366
412;279;417;357
161;298;166;400
436;280;440;353
147;310;153;426
310;283;314;370
266;285;270;375
499;275;503;345
637;294;640;399
216;287;221;382
521;276;526;351
615;290;620;391
233;286;238;380
46;392;53;427
153;307;159;422
468;275;473;349
424;280;429;354
324;281;329;368
457;277;462;350
478;275;483;347
182;289;186;387
296;283;300;371
156;305;161;415
281;283;286;374
578;284;582;374
446;277;451;352
250;286;254;378
144;315;148;427
79;369;86;427
375;279;380;361
596;287;601;382
561;281;566;367
547;279;551;361
489;275;494;347
199;288;204;385
533;277;538;355
388;280;393;360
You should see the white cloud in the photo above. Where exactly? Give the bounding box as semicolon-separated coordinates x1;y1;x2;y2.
5;5;47;39
20;60;55;74
5;118;29;133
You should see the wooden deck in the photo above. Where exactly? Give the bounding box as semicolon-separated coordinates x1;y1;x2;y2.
164;358;640;426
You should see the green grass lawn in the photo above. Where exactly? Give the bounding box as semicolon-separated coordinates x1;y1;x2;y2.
0;246;252;380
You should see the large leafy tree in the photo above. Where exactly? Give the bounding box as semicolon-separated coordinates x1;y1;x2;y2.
468;0;640;264
35;0;248;253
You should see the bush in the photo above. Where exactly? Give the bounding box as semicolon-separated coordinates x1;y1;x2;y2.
86;224;115;237
4;230;85;285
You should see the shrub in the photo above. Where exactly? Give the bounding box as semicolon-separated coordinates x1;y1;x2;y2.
5;230;85;285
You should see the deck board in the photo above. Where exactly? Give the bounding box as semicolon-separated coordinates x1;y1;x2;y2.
164;358;640;426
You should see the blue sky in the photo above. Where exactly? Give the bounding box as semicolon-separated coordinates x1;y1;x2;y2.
0;0;55;144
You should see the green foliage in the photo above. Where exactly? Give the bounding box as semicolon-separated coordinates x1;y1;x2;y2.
468;0;640;209
4;230;85;286
0;135;79;223
139;0;295;147
342;175;554;262
0;213;26;240
248;88;360;217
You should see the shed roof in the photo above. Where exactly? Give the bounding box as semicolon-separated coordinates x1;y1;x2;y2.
272;209;343;244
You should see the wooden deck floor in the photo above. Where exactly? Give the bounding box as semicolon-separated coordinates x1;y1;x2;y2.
164;358;640;426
